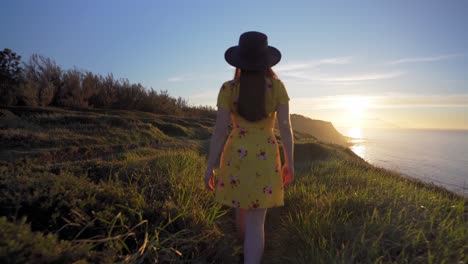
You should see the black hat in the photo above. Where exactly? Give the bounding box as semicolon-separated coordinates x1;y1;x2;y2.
224;31;281;71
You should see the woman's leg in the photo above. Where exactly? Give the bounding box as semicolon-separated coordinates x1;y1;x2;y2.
244;208;267;264
235;208;246;240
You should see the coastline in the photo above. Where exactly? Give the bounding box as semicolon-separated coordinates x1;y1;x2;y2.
363;159;468;199
344;135;468;199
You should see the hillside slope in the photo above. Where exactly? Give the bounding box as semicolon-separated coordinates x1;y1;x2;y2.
0;106;466;263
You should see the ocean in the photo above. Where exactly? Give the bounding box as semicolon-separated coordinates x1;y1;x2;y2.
337;127;468;197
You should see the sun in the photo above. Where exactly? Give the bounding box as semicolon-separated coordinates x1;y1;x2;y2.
348;127;362;139
343;96;369;116
340;96;370;126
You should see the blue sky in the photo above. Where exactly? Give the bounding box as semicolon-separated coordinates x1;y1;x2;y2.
2;0;467;129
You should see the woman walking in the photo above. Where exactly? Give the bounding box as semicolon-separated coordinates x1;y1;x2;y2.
204;31;294;264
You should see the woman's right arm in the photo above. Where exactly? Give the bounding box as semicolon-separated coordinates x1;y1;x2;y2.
277;102;294;184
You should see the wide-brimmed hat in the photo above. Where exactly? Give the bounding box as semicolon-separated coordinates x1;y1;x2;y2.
224;31;281;71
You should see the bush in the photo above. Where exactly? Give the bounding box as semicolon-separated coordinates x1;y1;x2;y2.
61;69;84;108
16;80;39;106
1;50;217;118
0;165;145;239
0;216;88;263
88;74;117;108
23;54;62;107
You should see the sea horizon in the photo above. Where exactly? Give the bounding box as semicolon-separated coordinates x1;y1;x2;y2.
337;126;468;197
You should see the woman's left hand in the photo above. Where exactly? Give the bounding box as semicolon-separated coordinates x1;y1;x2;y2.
204;168;215;191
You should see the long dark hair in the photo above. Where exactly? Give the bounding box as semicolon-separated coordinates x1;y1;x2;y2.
234;68;279;122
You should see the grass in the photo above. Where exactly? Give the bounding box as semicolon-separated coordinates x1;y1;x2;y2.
264;157;467;263
0;106;466;263
1;149;240;263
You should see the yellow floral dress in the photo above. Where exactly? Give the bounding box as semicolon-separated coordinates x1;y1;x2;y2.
214;77;290;209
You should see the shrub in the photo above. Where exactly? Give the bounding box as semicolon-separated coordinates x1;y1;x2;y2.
88;74;117;108
0;165;145;239
16;79;39;106
2;51;218;118
113;79;146;110
20;54;62;107
61;68;84;108
0;216;88;263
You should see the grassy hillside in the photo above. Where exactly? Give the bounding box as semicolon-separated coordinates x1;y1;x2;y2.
0;106;466;263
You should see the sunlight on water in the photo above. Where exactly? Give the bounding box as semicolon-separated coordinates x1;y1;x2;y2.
338;127;468;196
347;127;366;159
350;144;366;159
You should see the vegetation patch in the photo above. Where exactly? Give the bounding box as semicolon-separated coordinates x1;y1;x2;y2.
0;104;466;263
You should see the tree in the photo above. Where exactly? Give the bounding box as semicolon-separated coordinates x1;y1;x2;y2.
23;54;62;106
0;48;23;105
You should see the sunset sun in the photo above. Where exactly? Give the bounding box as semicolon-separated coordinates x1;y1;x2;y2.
340;96;371;127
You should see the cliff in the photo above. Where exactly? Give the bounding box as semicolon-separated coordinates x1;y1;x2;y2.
275;113;349;146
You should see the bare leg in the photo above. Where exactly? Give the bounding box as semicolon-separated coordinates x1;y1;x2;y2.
244;208;267;264
235;208;246;240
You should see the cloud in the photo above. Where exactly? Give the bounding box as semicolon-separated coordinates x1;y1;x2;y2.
371;94;468;108
387;53;464;65
309;57;353;66
282;71;404;83
291;94;468;110
291;95;377;110
275;63;310;72
277;56;403;84
167;76;183;82
275;56;352;73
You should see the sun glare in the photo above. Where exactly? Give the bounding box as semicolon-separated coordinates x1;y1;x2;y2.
339;96;371;127
348;127;362;139
343;96;369;115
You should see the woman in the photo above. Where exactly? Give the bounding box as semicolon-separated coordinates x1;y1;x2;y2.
204;31;294;264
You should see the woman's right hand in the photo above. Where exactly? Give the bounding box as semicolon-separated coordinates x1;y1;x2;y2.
204;168;215;192
282;163;294;186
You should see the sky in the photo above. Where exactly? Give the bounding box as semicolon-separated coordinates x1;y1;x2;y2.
2;0;467;130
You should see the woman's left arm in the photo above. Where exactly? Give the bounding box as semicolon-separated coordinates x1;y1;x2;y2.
204;107;231;191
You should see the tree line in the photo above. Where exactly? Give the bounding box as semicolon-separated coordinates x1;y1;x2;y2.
0;48;216;118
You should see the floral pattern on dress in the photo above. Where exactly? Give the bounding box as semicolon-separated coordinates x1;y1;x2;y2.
250;199;260;209
229;80;236;87
232;198;240;208
214;78;289;209
237;146;248;159
217;179;225;190
230;175;239;188
257;150;266;160
267;83;273;90
238;128;247;138
267;136;276;145
263;185;273;196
